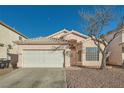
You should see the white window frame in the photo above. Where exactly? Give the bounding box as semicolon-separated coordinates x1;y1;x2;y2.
86;47;99;61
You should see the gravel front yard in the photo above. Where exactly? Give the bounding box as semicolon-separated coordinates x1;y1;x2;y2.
66;67;124;88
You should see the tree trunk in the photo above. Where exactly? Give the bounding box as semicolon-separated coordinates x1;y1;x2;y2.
100;50;107;69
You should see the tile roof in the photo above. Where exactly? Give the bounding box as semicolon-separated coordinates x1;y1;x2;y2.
15;37;68;45
47;29;88;38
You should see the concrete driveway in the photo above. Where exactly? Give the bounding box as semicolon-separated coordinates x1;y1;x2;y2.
0;68;67;88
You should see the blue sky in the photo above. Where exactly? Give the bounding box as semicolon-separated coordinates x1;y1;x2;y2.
0;5;124;38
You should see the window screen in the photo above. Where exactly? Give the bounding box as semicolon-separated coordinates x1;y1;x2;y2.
86;47;99;61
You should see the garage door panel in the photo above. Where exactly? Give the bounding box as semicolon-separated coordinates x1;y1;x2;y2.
23;51;42;67
23;50;64;68
43;51;63;63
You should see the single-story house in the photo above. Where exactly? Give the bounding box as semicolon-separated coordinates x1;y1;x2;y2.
15;29;104;68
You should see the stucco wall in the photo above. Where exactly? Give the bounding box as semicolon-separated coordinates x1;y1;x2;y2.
64;33;86;42
64;49;71;67
0;24;26;57
50;31;68;39
122;31;124;42
107;33;122;65
122;31;124;64
0;47;7;58
82;38;103;68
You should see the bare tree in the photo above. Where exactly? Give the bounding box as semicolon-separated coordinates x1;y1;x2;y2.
79;6;124;69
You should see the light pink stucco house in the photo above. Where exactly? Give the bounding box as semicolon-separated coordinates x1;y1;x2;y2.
15;29;104;68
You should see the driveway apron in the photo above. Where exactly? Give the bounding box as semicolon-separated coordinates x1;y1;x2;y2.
0;68;67;88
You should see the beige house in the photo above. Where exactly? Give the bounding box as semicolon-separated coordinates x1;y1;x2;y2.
105;26;124;66
0;22;28;60
16;29;103;68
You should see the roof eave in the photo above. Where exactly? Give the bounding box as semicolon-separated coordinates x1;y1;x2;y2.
0;21;28;39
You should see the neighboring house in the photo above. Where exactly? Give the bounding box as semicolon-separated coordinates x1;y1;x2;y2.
15;29;103;68
0;22;28;62
104;26;124;66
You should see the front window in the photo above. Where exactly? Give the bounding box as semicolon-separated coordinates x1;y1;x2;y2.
86;47;99;61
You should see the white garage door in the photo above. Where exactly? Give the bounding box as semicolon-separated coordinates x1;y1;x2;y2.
23;50;64;68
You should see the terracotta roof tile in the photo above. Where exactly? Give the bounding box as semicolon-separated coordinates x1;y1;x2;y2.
15;37;68;45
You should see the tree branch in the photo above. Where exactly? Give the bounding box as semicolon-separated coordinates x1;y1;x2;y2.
108;29;123;45
90;36;104;54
